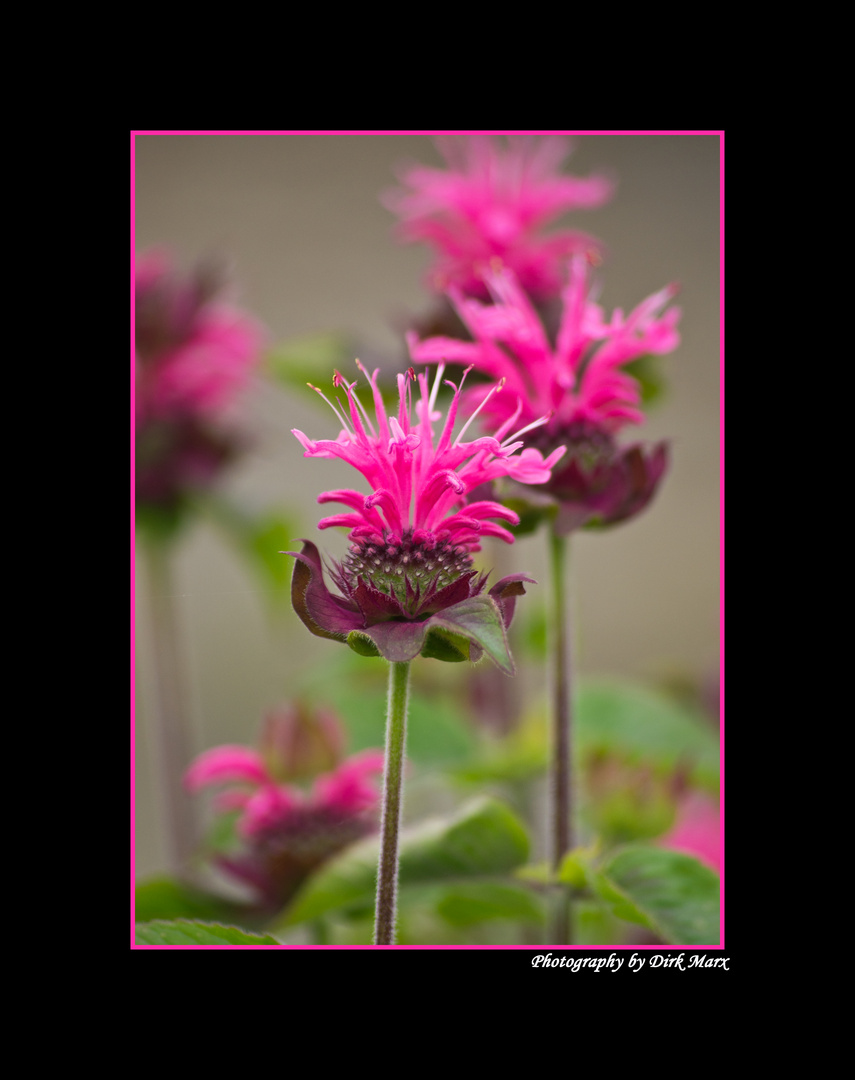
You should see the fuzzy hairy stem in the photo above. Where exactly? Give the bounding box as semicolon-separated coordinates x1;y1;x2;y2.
141;537;197;875
374;660;412;945
548;529;574;944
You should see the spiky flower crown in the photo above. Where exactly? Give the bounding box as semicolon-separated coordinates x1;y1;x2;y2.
288;362;562;670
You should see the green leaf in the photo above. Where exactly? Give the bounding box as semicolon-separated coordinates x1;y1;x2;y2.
429;596;515;675
195;495;300;608
434;881;544;927
577;679;720;784
134;876;251;925
135;920;281;946
265;332;353;394
591;845;720;946
557;849;589;890
296;650;477;765
247;512;302;601
451;709;548;784
501;496;556;538
277;796;530;927
623;353;667;408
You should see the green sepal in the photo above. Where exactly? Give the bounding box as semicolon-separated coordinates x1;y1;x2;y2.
421;627;471;663
341;595;517;673
427;596;515;675
346;630;382;657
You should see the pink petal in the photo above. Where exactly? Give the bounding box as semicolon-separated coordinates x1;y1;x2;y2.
184;746;270;792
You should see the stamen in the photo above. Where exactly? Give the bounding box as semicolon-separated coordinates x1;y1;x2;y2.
454;378;506;447
501;412;553;448
428;362;446;415
307;382;352;435
343;370;377;437
354;358;388;441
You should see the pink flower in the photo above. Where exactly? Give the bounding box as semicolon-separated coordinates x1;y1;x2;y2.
288;362;562;671
408;257;681;533
658;791;721;872
134;249;265;512
135;249;264;423
184;705;385;910
383;135;615;300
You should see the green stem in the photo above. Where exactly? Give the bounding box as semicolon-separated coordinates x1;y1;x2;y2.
374;660;412;945
141;537;197;876
548;529;574;944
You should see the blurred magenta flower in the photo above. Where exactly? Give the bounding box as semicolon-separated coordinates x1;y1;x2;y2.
383;135;615;301
408;257;681;533
185;703;384;910
289;362;563;671
658;791;721;872
134;249;265;514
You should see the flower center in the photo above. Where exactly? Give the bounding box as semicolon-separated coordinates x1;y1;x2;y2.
343;527;474;609
529;419;615;469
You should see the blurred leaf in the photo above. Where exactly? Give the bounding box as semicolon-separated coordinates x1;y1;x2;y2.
624;353;667;408
265;332;353;394
557;849;590;890
573;899;624;946
435;881;544;927
134;875;250;924
590;845;720;946
502;496;556;539
204;809;243;856
587;768;678;846
135;919;280;946
577;679;720;784
197;495;299;609
135;504;186;545
452;708;547;784
247;512;301;601
277;796;530;927
515;861;552;886
297;651;477;765
518;602;549;661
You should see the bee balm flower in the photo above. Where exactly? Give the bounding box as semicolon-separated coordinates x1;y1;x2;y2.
408;257;681;533
185;704;385;910
383;134;615;301
134;249;265;512
289;362;563;672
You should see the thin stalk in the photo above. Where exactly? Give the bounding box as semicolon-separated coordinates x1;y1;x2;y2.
374;660;412;945
548;529;574;944
141;537;197;876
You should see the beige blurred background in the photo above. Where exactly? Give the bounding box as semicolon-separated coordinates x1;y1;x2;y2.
133;133;721;878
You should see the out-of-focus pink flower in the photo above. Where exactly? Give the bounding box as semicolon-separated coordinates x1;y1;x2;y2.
383;135;615;300
408;257;681;532
184;704;384;910
288;362;560;670
134;249;264;423
134;249;265;512
658;791;721;872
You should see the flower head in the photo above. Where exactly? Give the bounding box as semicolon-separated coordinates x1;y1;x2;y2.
134;249;265;513
288;362;560;671
383;135;615;300
408;257;681;532
184;703;384;910
658;791;721;872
